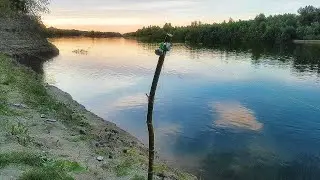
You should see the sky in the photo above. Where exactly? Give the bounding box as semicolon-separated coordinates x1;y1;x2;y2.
42;0;320;33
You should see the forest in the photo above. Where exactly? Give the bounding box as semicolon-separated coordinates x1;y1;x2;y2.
45;27;123;38
125;6;320;45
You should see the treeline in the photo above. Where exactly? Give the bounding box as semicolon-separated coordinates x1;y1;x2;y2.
125;6;320;45
45;27;123;38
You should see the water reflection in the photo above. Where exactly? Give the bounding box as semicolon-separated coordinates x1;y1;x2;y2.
43;38;320;180
111;94;147;109
213;102;263;131
201;151;320;180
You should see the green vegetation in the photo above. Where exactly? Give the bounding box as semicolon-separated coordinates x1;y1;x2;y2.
131;174;145;180
0;151;83;180
0;0;49;15
10;122;33;146
114;158;134;177
0;152;43;168
46;27;123;38
125;6;320;45
0;54;88;128
114;148;147;177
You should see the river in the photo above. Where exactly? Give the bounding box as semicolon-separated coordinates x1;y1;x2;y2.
43;38;320;179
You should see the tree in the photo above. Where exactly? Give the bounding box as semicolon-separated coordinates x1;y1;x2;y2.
126;6;320;45
8;0;49;15
298;5;320;26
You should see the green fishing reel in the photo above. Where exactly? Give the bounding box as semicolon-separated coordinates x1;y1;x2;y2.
155;33;173;56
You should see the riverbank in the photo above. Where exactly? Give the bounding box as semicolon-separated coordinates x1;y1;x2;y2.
0;14;196;179
0;16;59;57
0;54;196;180
293;40;320;45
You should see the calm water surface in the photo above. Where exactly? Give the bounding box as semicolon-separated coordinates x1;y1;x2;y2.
44;38;320;179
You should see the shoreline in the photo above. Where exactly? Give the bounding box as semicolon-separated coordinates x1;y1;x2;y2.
0;14;196;178
0;32;196;179
0;54;196;179
293;40;320;45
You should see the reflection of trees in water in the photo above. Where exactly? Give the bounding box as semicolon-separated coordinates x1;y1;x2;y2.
293;45;320;74
184;43;320;76
219;43;320;76
200;151;320;180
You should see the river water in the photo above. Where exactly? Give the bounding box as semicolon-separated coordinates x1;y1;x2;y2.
44;38;320;179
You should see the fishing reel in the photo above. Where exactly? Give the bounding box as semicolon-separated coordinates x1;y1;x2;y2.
155;33;173;56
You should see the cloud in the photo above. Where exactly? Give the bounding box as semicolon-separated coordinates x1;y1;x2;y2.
213;101;263;131
111;94;147;109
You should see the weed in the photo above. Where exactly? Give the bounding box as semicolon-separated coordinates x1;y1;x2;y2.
131;174;146;180
0;152;43;168
43;159;85;172
0;55;90;128
114;158;134;177
19;166;74;180
10;122;32;146
0;151;84;180
154;163;191;180
0;89;12;116
114;148;148;177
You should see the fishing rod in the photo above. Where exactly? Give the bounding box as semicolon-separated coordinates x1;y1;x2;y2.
146;33;173;180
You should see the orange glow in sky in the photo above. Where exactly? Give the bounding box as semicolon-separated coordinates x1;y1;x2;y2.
42;0;320;33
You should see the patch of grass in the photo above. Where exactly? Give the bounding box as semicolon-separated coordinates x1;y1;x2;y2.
112;148;149;177
114;148;148;177
154;163;193;180
0;152;43;168
114;158;133;177
0;54;89;127
43;159;85;173
0;151;84;180
19;166;74;180
10;122;33;146
131;174;145;180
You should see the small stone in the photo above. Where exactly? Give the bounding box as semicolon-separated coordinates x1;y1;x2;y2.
40;114;46;118
79;129;86;135
46;119;57;123
96;156;104;161
12;103;28;109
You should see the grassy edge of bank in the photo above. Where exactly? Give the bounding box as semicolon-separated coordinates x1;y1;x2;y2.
0;54;196;180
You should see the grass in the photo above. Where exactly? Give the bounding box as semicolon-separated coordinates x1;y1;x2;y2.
0;54;89;128
154;163;193;180
10;122;33;146
20;166;74;180
0;151;84;180
114;148;148;177
0;152;43;168
114;158;134;177
131;174;146;180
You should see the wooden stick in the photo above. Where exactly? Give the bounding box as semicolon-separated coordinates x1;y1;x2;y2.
147;53;166;180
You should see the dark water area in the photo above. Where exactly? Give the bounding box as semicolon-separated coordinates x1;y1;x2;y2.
14;50;59;74
42;38;320;180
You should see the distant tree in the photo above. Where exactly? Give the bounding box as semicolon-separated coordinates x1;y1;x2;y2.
163;23;173;33
255;13;266;24
298;6;319;25
126;6;320;44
